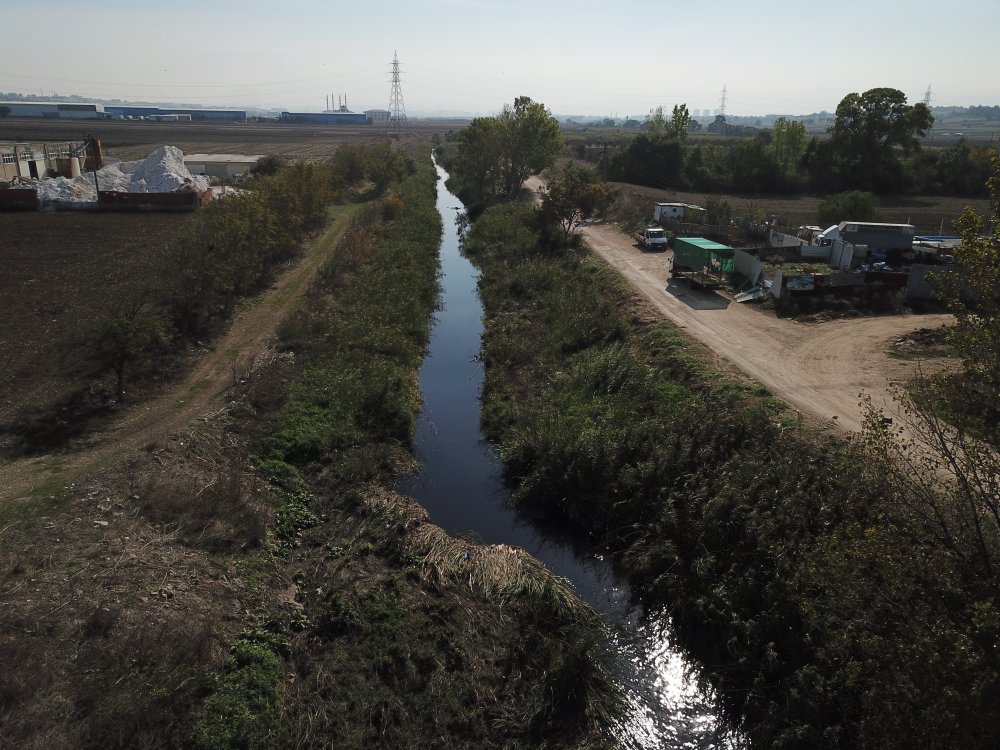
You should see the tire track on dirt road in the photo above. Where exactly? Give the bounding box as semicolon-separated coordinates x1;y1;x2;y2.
0;206;357;504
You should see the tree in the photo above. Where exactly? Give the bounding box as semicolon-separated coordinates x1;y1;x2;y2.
642;106;668;136
829;87;933;191
496;96;564;199
0;105;10;119
74;288;171;402
816;190;878;226
767;117;807;180
666;104;691;142
249;155;283;177
539;164;617;243
862;156;1000;586
706;114;728;135
728;135;780;192
932;154;1000;441
452;96;563;205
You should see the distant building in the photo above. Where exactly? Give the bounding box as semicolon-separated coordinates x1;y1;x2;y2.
104;106;247;122
279;111;367;125
184;153;263;179
365;109;391;123
0;101;105;119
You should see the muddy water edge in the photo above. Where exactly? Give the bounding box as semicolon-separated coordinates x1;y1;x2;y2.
397;159;734;749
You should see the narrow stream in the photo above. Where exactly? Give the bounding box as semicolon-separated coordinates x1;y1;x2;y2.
397;160;732;749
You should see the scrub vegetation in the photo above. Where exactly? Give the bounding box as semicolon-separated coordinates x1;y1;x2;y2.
451;141;1000;747
225;156;622;749
1;147;622;749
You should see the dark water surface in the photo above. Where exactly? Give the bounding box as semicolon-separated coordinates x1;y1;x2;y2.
397;160;733;749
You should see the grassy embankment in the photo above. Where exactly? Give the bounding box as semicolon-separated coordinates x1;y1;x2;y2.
0;152;622;749
196;155;624;748
461;198;1000;749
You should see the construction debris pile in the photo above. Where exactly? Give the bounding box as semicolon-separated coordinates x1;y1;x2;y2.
14;146;211;207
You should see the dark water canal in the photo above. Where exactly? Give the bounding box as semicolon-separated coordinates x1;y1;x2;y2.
397;160;733;749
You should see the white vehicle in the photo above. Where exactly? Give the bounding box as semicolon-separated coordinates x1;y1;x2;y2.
635;226;669;251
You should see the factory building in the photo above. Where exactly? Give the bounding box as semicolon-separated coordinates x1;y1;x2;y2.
279;111;367;125
365;109;391;123
0;101;105;119
103;106;247;122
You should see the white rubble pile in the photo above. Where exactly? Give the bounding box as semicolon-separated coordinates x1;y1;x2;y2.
24;145;211;206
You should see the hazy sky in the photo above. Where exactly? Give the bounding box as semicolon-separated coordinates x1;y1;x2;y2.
4;0;998;116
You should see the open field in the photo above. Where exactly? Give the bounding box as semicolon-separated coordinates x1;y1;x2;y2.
0;212;189;431
0;117;462;161
613;181;991;235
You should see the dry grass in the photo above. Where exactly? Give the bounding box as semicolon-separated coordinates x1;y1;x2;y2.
359;485;598;625
0;416;284;749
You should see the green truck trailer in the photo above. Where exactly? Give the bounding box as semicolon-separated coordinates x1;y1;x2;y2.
671;237;735;288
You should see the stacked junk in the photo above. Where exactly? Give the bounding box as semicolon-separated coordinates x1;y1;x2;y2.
0;140;214;212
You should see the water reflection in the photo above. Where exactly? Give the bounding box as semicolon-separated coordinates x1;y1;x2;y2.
398;159;734;749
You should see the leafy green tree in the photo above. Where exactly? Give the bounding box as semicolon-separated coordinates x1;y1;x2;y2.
684;143;728;191
496;96;564;199
728;135;780;192
767;117;807;180
706;114;729;134
816;189;878;226
452;96;563;205
365;142;407;196
453;116;504;202
610;103;693;189
933;154;1000;441
666;104;692;142
249;155;282;177
829;87;933;191
608;134;683;188
539;164;617;243
642;106;668;136
704;195;731;226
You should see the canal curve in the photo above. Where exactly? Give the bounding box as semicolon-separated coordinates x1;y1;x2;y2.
397;158;733;749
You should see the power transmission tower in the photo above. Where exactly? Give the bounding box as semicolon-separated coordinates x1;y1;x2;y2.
923;85;932;107
719;84;728;117
388;51;407;135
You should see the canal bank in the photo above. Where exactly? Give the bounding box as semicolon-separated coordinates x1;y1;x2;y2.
398;159;731;749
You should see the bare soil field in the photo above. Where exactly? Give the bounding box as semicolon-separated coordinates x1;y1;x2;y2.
0;212;190;429
614;181;990;235
0;204;356;503
1;118;460;161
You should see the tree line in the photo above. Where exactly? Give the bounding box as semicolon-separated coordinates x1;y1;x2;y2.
596;87;996;197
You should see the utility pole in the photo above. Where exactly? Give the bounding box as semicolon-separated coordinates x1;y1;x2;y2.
388;51;408;136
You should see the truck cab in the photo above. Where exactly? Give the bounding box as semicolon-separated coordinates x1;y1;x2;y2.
637;226;669;251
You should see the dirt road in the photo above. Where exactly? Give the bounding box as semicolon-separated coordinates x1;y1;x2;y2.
579;222;952;435
0;206;356;503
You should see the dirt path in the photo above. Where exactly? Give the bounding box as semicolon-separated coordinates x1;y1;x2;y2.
579;222;952;435
0;206;357;503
